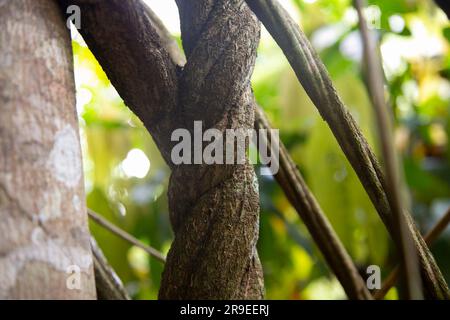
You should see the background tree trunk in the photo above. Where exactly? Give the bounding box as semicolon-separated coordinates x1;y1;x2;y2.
0;0;96;299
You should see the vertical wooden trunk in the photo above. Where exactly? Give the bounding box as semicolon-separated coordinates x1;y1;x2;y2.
0;0;96;299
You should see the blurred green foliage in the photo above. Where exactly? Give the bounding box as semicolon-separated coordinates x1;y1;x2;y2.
72;0;450;299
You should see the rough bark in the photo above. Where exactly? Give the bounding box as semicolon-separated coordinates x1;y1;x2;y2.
246;0;449;299
159;0;264;299
0;0;96;299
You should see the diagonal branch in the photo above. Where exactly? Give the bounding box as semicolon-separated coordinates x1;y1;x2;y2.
245;0;449;299
255;107;372;299
88;209;166;263
159;0;264;300
90;236;131;300
355;0;422;299
374;207;450;299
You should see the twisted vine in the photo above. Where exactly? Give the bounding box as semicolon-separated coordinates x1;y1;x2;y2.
159;0;264;299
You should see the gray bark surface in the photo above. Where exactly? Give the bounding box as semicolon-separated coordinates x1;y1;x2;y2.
0;0;96;299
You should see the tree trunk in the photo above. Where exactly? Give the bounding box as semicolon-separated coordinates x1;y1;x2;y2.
158;0;264;300
58;0;264;299
0;0;96;299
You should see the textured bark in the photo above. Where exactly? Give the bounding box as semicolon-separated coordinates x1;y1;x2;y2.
0;0;96;299
159;0;264;299
246;0;449;300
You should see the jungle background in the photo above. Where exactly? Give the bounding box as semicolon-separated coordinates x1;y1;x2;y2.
72;0;450;299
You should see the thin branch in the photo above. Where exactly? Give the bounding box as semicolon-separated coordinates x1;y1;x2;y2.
374;207;450;299
255;107;372;299
424;207;450;244
355;0;422;299
90;236;131;300
88;209;166;263
245;0;449;299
